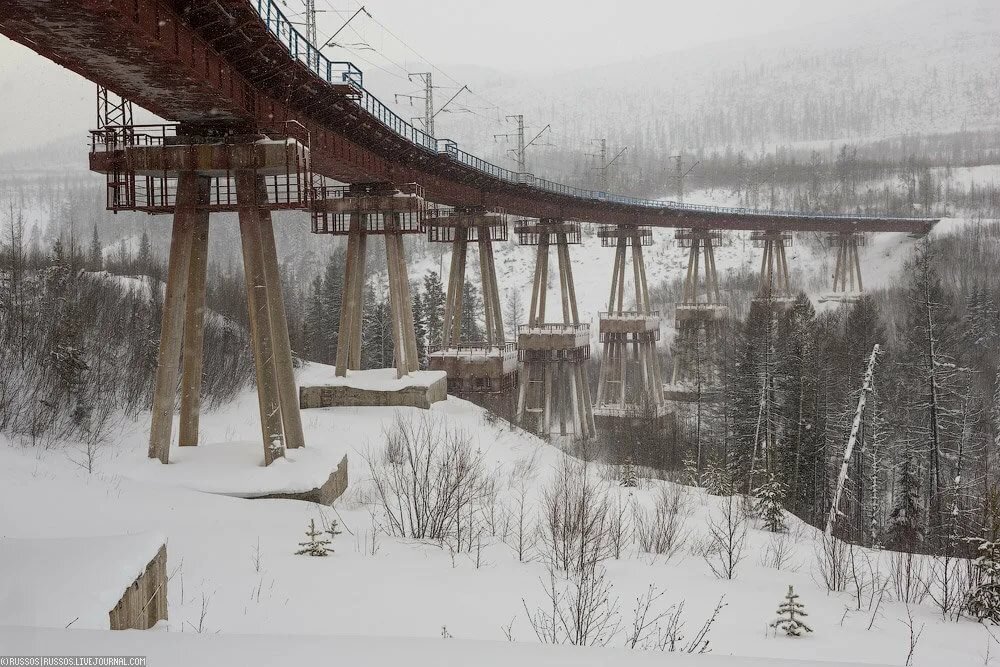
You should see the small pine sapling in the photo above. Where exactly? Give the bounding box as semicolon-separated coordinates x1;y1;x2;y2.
325;519;343;542
771;585;812;637
966;539;1000;624
295;519;333;557
620;456;639;488
753;475;787;532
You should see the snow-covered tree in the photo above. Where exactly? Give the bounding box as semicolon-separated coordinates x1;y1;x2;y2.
412;288;428;368
422;271;445;350
88;224;103;272
503;288;524;340
771;585;812;637
620;456;638;488
682;456;701;488
460;280;483;342
704;461;735;497
325;519;343;542
137;230;152;274
361;281;393;369
966;539;1000;624
886;456;923;551
296;519;333;557
754;475;787;532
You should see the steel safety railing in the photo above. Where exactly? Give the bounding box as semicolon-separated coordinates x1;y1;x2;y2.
429;342;518;356
517;323;590;335
256;0;361;89
599;311;661;320
251;0;936;226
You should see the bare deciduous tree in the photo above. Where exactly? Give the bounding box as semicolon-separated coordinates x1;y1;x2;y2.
702;494;748;579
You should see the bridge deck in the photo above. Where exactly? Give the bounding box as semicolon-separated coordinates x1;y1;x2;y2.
0;0;937;234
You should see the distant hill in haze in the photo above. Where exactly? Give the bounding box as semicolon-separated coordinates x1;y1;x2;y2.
421;0;1000;174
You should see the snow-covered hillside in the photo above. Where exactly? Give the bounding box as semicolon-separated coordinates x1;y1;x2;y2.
402;0;1000;169
0;362;991;664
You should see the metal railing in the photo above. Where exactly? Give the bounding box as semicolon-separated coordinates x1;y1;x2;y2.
90;124;177;151
90;122;311;213
599;311;661;319
429;342;517;356
251;0;937;226
256;0;361;89
518;323;590;335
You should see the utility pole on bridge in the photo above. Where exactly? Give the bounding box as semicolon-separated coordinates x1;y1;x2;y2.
590;138;628;190
495;115;550;174
394;72;435;137
670;154;699;203
304;0;317;44
394;74;469;139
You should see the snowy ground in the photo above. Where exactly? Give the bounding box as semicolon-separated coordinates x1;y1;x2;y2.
0;362;993;665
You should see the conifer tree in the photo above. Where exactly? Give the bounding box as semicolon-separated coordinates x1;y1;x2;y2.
137;230;152;275
460;280;483;341
302;274;324;362
898;242;966;545
412;288;428;368
620;456;638;488
776;293;819;516
361;283;393;369
731;300;779;492
321;249;346;364
754;474;787;532
771;585;812;636
88;224;103;272
966;539;1000;624
422;271;445;350
886;456;923;551
704;460;736;497
295;519;333;557
325;519;343;542
683;456;701;488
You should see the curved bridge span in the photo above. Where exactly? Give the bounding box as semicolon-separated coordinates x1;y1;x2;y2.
0;0;936;234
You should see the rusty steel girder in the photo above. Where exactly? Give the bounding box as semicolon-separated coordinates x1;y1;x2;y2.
0;0;938;234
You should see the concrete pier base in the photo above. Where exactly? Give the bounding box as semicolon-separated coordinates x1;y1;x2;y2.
300;369;448;410
245;456;349;505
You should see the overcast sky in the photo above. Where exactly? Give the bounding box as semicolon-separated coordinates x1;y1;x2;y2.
310;0;914;71
0;0;916;152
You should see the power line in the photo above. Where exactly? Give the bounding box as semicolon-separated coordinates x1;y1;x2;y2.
589;139;628;190
306;1;596;172
319;5;370;50
494;116;553;172
670;154;700;203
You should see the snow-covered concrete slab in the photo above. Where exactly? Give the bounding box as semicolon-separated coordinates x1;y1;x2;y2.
298;365;446;390
300;367;447;409
123;440;346;501
0;532;165;630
